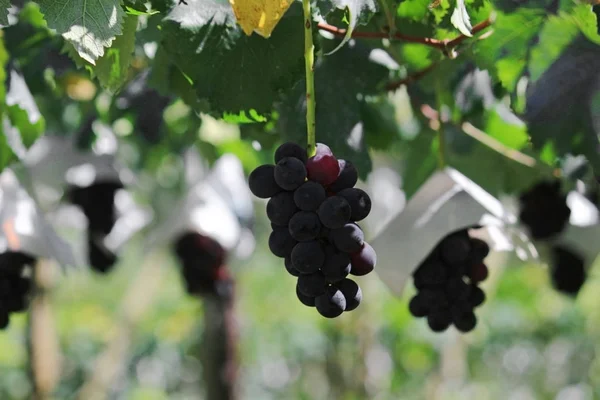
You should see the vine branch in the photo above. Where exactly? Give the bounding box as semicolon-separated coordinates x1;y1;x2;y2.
303;0;317;157
317;17;493;50
385;63;438;91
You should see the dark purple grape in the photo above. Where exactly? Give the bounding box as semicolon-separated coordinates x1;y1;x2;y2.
306;143;339;185
288;211;322;242
274;157;307;190
337;188;371;221
468;285;485;308
275;142;308;164
335;279;361;311
0;312;9;330
268;227;297;258
439;232;471;267
469;263;489;283
469;238;490;262
296;285;316;307
291;241;325;274
317;196;351;229
248;164;281;198
408;294;428;317
550;245;586;296
284;256;300;277
349;243;376;276
297;272;327;297
427;309;452;332
315;286;346;318
329;159;358;193
421;288;450;309
413;260;447;287
88;237;118;273
453;310;477;332
445;277;470;300
294;181;326;211
266;191;297;226
321;245;351;282
329;223;364;253
519;180;571;239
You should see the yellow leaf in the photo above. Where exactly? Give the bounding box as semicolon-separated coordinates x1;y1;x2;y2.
229;0;294;38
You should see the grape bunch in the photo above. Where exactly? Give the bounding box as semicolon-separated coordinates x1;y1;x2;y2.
67;182;123;273
173;231;233;298
549;244;586;296
248;142;375;318
0;251;35;330
408;230;489;333
519;180;571;240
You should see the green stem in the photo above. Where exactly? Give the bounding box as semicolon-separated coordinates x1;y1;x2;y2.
302;0;316;157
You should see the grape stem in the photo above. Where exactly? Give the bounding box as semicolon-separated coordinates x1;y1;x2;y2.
302;0;317;158
316;17;493;50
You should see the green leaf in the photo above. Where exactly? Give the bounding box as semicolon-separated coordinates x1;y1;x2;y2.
524;35;600;173
397;0;431;21
484;106;529;149
37;0;125;64
472;10;544;91
0;35;7;107
62;13;137;91
161;0;304;116
401;131;438;199
125;5;159;16
317;0;377;55
450;0;472;37
447;135;550;196
0;119;21;171
0;0;9;26
529;5;600;82
93;13;138;91
277;39;391;179
4;68;45;149
360;96;402;150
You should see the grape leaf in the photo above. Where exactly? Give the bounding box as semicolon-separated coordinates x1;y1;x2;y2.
37;0;125;64
397;0;431;21
0;0;9;26
316;0;377;54
5;68;45;148
161;0;304;116
0;35;6;105
529;5;600;82
450;0;472;37
93;13;138;91
360;96;402;150
401;130;438;199
230;0;295;38
0;118;23;171
472;10;544;91
524;35;600;173
277;39;390;179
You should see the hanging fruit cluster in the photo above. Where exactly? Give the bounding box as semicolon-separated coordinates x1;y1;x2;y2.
248;142;376;318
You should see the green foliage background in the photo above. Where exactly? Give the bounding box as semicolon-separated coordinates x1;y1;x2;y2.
0;0;599;398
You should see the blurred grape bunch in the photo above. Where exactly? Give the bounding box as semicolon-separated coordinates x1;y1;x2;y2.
20;134;152;273
370;167;519;299
144;149;255;400
512;180;600;296
111;70;172;144
0;168;74;327
146;148;256;262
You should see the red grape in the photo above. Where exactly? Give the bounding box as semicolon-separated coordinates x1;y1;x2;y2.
306;143;340;185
